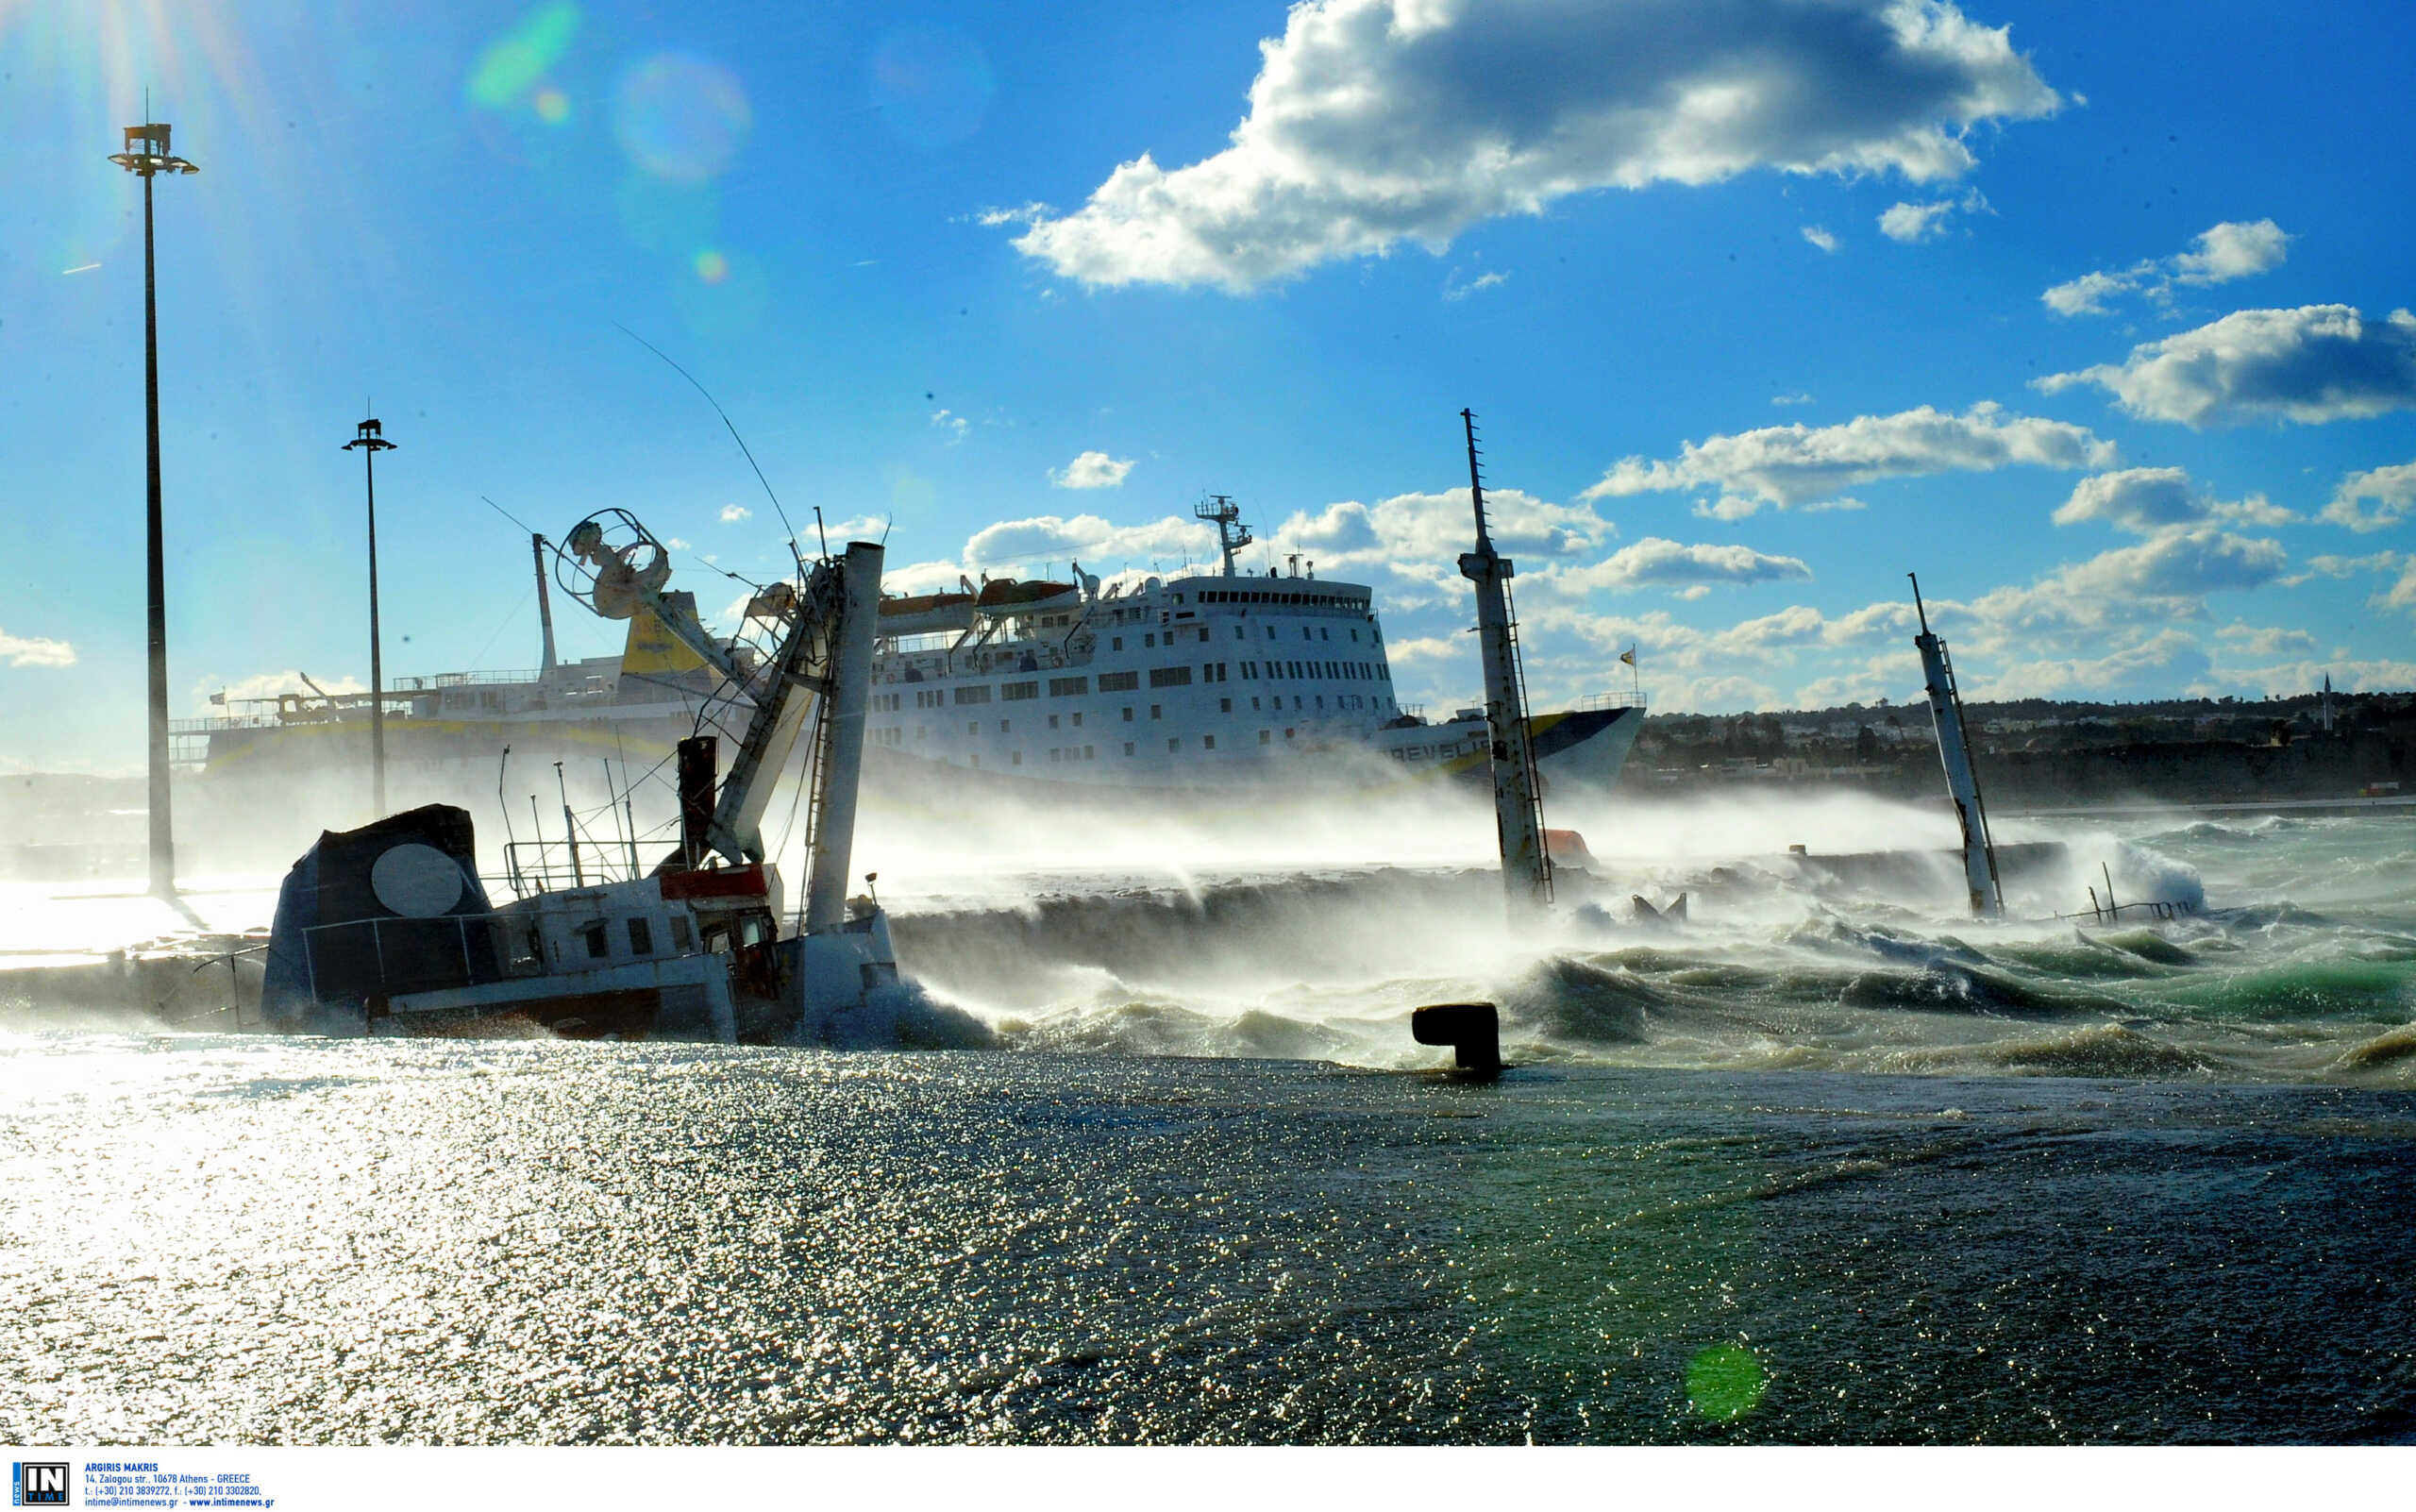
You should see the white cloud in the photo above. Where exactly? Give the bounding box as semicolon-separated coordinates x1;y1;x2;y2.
2215;621;2320;658
962;512;1209;570
1878;189;1987;244
973;202;1050;227
1049;450;1135;489
719;504;753;523
1801;226;1837;254
2038;305;2416;426
2387;560;2416;617
2040;270;2129;318
1584;401;2113;516
931;410;968;445
1012;0;2059;292
1443;269;1508;300
2053;467;2294;534
1280;487;1614;570
0;627;75;668
2041;218;2291;316
1965;628;2212;700
1564;537;1811;593
1771;391;1814;407
2321;461;2416;533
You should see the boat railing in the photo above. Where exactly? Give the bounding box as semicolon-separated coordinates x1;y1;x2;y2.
501;836;647;896
1575;690;1649;712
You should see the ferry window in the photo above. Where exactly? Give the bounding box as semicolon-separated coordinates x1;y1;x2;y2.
1049;748;1061;762
1072;712;1083;727
1259;729;1270;744
1266;626;1276;639
1012;751;1022;766
1219;697;1232;713
1123;707;1134;721
1351;629;1360;642
1145;632;1156;647
1148;665;1192;687
1098;670;1139;692
955;684;992;705
1049;676;1088;697
669;915;693;951
1284;728;1296;739
1150;704;1163;719
1083;746;1094;759
1233;625;1244;640
1203;734;1216;750
1320;628;1330;641
1167;737;1180;752
1000;719;1011;732
969;754;980;768
1199;627;1211;644
968;721;979;735
1317;696;1325;709
1113;637;1123;650
1294;697;1302;710
1122;742;1134;756
628;917;653;955
579;921;609;959
1049;714;1060;729
1003;680;1037;700
915;726;926;740
1251;697;1261;711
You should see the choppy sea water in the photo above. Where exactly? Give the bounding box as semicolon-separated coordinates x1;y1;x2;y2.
3;806;2412;1442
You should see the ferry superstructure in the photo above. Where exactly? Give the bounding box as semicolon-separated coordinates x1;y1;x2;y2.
864;497;1644;793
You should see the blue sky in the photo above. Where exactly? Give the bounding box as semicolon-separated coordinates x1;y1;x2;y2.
4;0;2413;772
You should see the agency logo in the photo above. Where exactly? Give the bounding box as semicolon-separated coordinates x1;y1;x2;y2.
10;1463;69;1507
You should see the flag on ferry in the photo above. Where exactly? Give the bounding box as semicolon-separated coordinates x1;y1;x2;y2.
1619;647;1636;666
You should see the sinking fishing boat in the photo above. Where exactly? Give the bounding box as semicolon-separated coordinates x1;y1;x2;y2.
260;512;910;1043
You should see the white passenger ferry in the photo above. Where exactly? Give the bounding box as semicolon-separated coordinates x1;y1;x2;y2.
864;497;1644;794
182;500;1643;803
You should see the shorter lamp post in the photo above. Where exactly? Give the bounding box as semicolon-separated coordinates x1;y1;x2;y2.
343;416;396;815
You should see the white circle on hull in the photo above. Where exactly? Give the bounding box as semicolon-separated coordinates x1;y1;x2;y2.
372;843;465;917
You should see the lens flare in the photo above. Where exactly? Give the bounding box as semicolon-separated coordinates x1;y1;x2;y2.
532;87;572;126
693;249;729;285
466;3;580;111
868;23;997;150
615;53;751;182
1685;1344;1768;1422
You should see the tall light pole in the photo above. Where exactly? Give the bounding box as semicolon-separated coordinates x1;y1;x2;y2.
343;416;396;815
109;121;198;899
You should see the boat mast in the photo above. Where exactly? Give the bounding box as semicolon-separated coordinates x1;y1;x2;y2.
1458;411;1552;914
1909;574;2002;916
1194;494;1252;577
531;532;558;675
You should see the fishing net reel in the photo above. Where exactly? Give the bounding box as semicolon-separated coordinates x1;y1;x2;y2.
559;508;673;620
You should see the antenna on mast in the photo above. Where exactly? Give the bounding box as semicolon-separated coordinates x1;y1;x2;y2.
1192;494;1252;577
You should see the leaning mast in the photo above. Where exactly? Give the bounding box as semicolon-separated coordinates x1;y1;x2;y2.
1458;411;1552;913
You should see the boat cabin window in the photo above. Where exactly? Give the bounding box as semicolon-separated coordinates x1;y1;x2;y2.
669;915;694;951
628;917;653;955
579;921;609;959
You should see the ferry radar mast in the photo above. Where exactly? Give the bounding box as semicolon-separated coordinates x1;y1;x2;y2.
1910;574;2003;916
1194;494;1253;577
1458;411;1552;914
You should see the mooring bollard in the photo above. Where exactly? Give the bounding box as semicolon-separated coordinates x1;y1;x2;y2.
1412;1001;1502;1080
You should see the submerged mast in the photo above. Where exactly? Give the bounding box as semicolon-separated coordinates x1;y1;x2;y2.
1458;410;1552;913
1909;574;2002;916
